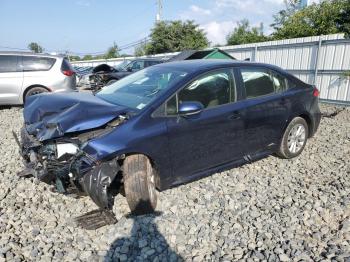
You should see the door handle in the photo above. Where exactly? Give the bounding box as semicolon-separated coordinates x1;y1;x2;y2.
229;111;241;120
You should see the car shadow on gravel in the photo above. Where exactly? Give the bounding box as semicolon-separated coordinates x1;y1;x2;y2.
104;211;184;262
0;105;22;110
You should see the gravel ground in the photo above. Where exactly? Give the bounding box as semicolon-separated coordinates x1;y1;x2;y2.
0;104;349;262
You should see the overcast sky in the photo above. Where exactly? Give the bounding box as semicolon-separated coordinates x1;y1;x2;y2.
0;0;317;55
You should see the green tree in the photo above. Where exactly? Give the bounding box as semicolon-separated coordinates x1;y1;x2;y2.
226;20;269;45
272;0;348;39
271;0;301;31
82;55;93;60
69;55;81;61
145;20;209;55
336;0;350;37
104;43;119;59
28;42;43;53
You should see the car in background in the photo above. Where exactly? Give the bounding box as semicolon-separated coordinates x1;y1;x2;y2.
73;65;94;88
88;58;163;91
0;52;77;105
18;60;321;218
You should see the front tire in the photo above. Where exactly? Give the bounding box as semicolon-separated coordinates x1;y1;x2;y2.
123;155;157;215
277;117;308;159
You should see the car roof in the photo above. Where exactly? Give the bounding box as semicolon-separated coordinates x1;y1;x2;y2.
0;51;64;59
154;59;284;72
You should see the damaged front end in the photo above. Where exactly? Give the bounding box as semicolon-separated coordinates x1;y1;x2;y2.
15;115;127;211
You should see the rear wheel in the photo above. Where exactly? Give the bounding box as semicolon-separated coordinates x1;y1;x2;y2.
25;87;48;100
123;154;157;215
277;117;308;159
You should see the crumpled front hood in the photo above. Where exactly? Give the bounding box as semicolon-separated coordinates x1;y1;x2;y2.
24;92;129;141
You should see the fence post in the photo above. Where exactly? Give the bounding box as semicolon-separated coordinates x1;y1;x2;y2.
254;45;258;62
314;36;323;85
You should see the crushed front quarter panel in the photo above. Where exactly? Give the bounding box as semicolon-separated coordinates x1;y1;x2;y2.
24;92;128;141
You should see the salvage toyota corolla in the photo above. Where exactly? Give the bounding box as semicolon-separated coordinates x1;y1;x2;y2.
17;60;321;216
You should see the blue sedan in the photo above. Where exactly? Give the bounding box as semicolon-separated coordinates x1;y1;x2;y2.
18;60;321;216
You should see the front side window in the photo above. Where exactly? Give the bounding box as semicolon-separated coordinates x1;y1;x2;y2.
0;55;18;73
178;70;232;109
241;68;275;98
97;66;188;110
22;56;56;71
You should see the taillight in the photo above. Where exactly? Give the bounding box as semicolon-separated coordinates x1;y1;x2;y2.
62;70;74;76
313;87;320;97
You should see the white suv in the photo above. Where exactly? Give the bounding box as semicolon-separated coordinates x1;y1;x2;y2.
0;52;77;105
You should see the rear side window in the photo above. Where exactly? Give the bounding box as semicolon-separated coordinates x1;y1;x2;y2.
0;55;19;73
270;71;287;93
22;56;56;71
240;68;275;98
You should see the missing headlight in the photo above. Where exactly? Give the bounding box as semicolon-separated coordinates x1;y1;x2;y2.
56;143;79;159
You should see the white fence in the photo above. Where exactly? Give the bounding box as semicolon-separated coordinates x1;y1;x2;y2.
72;34;350;104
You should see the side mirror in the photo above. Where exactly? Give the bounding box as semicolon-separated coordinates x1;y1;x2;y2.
178;101;204;116
127;67;132;72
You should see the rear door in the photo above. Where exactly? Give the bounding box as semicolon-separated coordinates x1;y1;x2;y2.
238;67;290;155
166;68;246;182
0;55;23;104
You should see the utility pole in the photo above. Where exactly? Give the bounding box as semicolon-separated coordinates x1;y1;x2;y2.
156;0;162;23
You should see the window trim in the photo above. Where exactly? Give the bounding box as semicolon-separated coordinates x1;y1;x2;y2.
163;67;238;117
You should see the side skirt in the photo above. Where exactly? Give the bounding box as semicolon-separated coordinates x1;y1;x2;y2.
166;150;274;190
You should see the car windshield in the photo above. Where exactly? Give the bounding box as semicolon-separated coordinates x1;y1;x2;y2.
96;66;188;110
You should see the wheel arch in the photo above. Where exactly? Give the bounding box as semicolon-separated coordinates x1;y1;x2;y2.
298;113;313;138
282;112;313;140
22;84;51;103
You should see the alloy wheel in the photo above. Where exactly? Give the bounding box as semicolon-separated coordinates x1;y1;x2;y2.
287;124;306;154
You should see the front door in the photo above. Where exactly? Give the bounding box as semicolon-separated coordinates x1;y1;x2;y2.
166;69;245;183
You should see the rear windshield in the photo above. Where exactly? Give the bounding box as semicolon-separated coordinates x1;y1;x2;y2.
61;58;73;71
22;56;56;71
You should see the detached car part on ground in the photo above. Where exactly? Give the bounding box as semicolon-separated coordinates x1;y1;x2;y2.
16;60;321;222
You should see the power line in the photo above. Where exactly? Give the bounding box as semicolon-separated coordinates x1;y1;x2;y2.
65;37;150;56
0;32;151;56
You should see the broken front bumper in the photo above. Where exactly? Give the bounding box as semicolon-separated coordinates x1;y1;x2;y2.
16;127;122;210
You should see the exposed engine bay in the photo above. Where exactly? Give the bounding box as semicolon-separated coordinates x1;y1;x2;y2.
14;114;128;214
